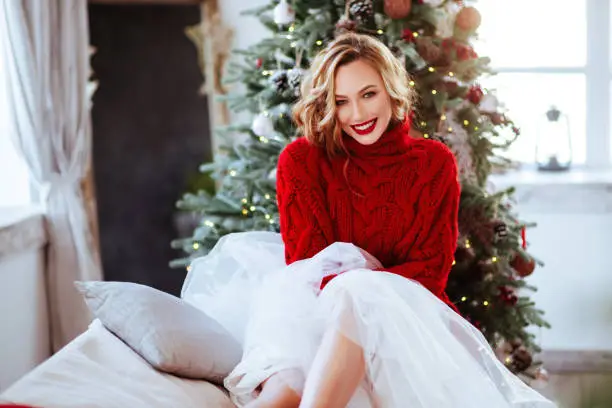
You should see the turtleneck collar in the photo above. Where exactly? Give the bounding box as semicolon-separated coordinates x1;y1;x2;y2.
342;116;412;159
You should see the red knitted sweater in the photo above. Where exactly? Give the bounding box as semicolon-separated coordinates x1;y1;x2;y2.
276;118;461;310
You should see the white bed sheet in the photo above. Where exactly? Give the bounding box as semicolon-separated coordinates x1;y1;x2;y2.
0;319;236;408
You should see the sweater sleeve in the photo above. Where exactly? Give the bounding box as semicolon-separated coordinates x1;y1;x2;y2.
276;141;335;264
378;143;460;301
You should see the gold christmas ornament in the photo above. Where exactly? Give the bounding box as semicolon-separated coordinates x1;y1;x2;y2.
455;6;481;33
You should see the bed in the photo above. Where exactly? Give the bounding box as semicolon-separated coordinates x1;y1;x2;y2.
0;320;236;408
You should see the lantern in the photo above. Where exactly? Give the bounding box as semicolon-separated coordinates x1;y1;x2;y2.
535;106;572;171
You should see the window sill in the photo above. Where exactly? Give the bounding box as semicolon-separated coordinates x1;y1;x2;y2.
0;205;47;258
490;168;612;188
489;168;612;213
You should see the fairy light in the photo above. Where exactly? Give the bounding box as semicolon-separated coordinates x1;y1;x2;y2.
242;209;248;216
413;32;419;38
441;114;447;120
259;136;269;143
265;214;271;220
290;41;297;48
452;260;456;265
465;240;471;248
461;296;467;302
474;126;479;131
492;256;498;263
229;170;237;177
241;198;248;204
448;71;454;77
420;121;427;127
269;219;275;224
432;90;437;95
423;133;429;138
409;80;415;87
505;356;513;365
288;25;295;32
448;127;453;132
464;120;470;126
250;206;256;211
316;40;323;46
428;67;435;72
186;265;192;272
483;300;490;306
377;29;383;34
193;242;200;250
265;194;271;200
204;220;214;227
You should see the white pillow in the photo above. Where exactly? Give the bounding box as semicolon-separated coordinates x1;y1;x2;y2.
75;280;242;384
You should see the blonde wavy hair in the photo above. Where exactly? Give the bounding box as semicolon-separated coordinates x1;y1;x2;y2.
292;32;416;157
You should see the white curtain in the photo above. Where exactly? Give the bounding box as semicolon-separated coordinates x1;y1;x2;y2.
0;0;103;351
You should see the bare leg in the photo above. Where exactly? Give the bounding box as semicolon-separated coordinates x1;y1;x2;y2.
244;371;303;408
299;327;366;408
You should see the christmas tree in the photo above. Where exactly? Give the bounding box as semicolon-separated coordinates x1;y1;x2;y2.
172;0;551;381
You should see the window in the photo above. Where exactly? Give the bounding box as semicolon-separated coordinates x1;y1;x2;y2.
475;0;609;168
0;32;31;206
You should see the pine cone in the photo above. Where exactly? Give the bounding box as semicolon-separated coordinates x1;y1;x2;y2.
269;70;289;92
349;0;374;23
415;37;441;63
335;18;358;35
511;346;533;373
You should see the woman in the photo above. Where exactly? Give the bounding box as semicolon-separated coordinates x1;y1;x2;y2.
182;33;557;408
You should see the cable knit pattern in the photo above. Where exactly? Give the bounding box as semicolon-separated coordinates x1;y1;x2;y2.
276;118;460;310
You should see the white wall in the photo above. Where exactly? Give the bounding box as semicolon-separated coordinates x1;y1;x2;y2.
493;174;612;353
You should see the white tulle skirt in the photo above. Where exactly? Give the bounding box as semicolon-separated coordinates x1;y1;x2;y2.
181;231;556;408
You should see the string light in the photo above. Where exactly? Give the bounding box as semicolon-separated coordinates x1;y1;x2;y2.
483;300;490;306
448;72;454;77
186;265;192;272
269;219;275;224
241;198;248;204
432;90;437;95
448;127;453;132
316;40;323;46
463;120;469;126
428;67;435;72
420;121;426;127
441;114;447;120
492;256;498;263
461;296;467;302
288;25;295;32
505;356;512;365
250;206;256;211
377;29;383;34
409;80;415;87
474;126;479;131
290;41;297;48
465;240;471;248
452;260;456;265
265;214;271;219
259;136;269;143
229;170;237;176
204;220;214;227
193;243;200;250
413;32;419;38
423;133;429;138
265;194;271;199
242;209;248;216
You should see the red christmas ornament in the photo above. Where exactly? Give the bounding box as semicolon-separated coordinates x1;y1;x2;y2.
402;28;417;42
521;226;527;249
384;0;413;19
511;253;536;278
256;58;263;69
466;85;484;104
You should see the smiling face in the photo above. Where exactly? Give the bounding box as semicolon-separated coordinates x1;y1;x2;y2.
334;59;393;146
